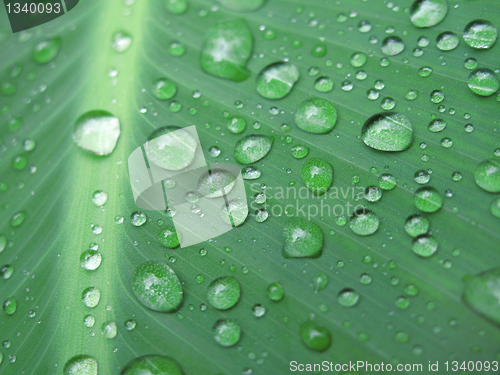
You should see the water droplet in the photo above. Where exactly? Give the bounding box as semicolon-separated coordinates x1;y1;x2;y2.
379;174;397;190
436;31;459;51
256;62;299;99
283;219;323;258
158;226;181;248
381;36;405;56
291;145;309;159
395;331;409;342
295;98;337;134
350;209;379;236
165;0;188;14
412;235;438;257
234;135;273;164
300;321;331;352
405;214;430;237
208;146;221;157
490;198;500;218
12;154;27;170
474;159;500;192
254;208;269;223
10;211;26;227
83;314;95;328
91;190;108;206
152;78;177;100
463;267;500;325
200;19;253;82
82;287;100;308
464;57;478;70
252;304;266;317
146;127;197;170
418;66;433;77
314;76;334;93
414;187;442;212
132;261;183;312
122;356;183;375
1;265;13;279
221;199;248;226
0;235;6;254
430;90;444;103
32;37;61;64
414;170;431;184
226;115;247;134
428;119;446;132
212;319;241;347
111;31;132;53
130;211;147;226
301;158;333;195
207;276;241;310
338;288;360;307
313;272;328;292
73;110;120;156
80;250;102;271
350;52;367;67
365;186;382;202
410;0;448;28
242;166;261;179
168;41;186;57
63;355;98;375
463;20;498;49
468;69;499;96
102;321;117;339
362;112;413;152
395;296;410;309
358;20;372;33
3;298;17;315
267;282;284;301
198;169;236;198
381;97;396;110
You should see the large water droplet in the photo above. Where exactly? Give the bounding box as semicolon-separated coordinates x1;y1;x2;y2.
146;127;197;170
213;319;241;347
410;0;448;28
91;190;108;206
80;250;102;271
112;31;132;53
463;267;500;325
381;36;405;56
338;288;360;307
82;287;100;308
73;110;120;156
468;69;499;97
207;276;241;310
200;19;253;82
463;20;498;49
362;112;413;152
256;62;299;99
283;218;323;258
294;98;337;134
234;135;273;164
349;209;379;236
226;115;247;134
436;31;459;51
405;214;430;237
132;261;183;312
267;282;284;301
198;169;236;198
300;321;331;352
474;159;500;192
3;298;17;315
32;37;61;64
121;356;183;375
158;226;181;248
412;235;438;257
301;157;333;195
152;78;177;100
414;187;442;212
63;355;98;375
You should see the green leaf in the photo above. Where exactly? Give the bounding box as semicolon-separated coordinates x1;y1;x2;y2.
1;0;500;374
